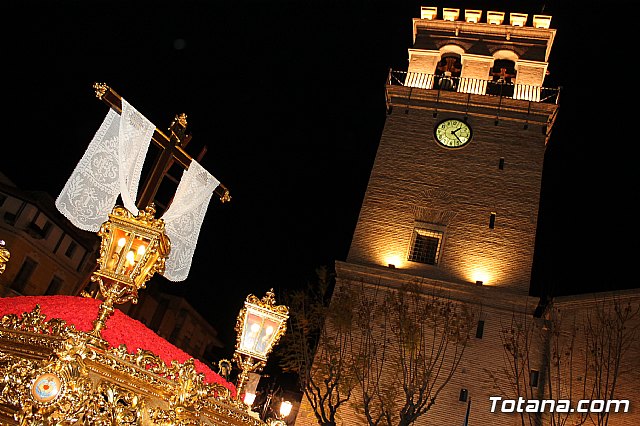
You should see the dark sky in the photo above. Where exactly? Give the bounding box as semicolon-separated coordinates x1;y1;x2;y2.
4;0;637;349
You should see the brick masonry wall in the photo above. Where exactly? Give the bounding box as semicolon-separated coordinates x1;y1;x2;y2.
294;271;640;426
545;291;640;426
295;268;544;426
347;107;546;294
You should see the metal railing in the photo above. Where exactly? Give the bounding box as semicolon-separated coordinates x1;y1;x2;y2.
387;69;560;104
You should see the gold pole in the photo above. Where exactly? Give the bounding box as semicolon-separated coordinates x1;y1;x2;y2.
90;293;116;338
233;354;265;402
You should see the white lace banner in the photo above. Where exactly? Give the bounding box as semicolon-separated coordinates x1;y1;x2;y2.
55;99;154;231
118;100;156;213
161;160;219;282
56;99;218;281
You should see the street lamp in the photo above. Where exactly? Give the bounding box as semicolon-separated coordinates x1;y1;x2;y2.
234;289;288;403
90;205;170;341
266;400;293;426
279;400;292;418
244;392;257;406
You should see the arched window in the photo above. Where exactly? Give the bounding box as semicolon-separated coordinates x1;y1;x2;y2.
490;59;516;83
487;59;516;96
435;54;462;91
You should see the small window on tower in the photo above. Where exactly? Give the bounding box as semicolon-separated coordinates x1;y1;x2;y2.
530;369;540;387
476;320;485;338
408;228;444;265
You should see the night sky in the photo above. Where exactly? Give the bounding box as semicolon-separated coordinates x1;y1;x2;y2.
4;0;637;349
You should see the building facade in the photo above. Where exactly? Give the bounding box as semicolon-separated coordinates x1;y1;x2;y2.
296;6;639;426
0;172;99;298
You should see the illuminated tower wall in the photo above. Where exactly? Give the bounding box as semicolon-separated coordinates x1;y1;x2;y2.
296;7;640;426
298;6;559;426
347;7;558;294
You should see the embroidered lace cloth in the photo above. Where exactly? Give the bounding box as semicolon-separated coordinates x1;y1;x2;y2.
56;101;218;281
55;99;154;231
160;161;219;281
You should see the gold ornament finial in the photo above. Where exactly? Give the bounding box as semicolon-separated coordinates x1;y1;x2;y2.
172;113;188;128
93;82;109;100
0;239;9;275
177;113;187;128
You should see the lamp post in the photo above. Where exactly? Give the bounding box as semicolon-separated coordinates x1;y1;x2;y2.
233;289;288;403
89;204;170;343
266;400;292;426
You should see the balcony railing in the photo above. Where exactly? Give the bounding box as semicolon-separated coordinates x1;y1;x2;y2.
387;69;560;104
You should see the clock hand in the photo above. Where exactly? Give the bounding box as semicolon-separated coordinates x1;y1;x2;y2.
451;128;463;143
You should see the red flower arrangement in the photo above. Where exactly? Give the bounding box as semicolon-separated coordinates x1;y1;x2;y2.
0;295;235;396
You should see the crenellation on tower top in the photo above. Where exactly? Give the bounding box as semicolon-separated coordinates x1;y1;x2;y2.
486;11;505;25
464;10;482;23
509;13;528;27
411;6;556;74
532;14;552;29
420;6;552;29
442;8;460;22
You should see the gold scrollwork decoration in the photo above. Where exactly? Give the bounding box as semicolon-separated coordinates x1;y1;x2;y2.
0;239;9;275
0;336;95;425
244;289;289;316
94;82;109;100
0;305;267;425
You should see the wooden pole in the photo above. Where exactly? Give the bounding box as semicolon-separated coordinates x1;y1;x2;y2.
92;83;230;208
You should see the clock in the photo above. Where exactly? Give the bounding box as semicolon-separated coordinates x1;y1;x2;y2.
434;118;472;148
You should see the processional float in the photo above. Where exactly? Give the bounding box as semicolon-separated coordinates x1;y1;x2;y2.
0;83;288;425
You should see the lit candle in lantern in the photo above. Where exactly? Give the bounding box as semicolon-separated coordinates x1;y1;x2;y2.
125;250;135;275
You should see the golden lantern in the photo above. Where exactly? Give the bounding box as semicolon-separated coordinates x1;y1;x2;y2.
233;289;288;402
0;239;9;275
90;204;170;340
268;400;293;425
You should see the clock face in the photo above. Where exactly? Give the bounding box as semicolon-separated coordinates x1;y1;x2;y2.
434;118;472;148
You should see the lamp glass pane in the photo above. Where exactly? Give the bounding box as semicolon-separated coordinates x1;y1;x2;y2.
241;312;263;352
107;228;129;272
254;317;280;356
280;400;293;416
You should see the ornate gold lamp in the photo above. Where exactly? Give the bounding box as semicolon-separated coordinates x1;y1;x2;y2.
90;204;170;341
234;289;289;403
0;239;9;275
268;400;293;425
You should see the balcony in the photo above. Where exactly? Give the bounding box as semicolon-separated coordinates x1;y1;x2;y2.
387;69;560;104
384;69;560;134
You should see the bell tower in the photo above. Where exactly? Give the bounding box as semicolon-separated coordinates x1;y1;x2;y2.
346;6;558;294
296;7;640;426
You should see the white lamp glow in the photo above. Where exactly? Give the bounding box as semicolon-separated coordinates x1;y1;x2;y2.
244;392;256;406
280;400;293;417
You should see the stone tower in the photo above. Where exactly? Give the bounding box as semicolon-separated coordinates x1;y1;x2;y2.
296;6;640;426
347;6;558;295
